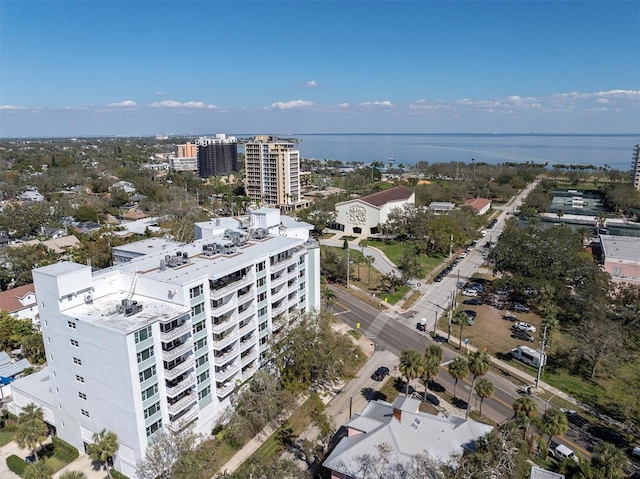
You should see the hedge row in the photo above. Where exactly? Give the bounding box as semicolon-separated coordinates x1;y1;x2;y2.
6;454;27;476
52;435;79;462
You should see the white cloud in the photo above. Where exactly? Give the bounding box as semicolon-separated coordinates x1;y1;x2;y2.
360;101;393;107
156;91;165;97
108;100;139;107
0;105;28;111
303;80;318;88
269;100;315;110
596;98;609;104
151;100;218;109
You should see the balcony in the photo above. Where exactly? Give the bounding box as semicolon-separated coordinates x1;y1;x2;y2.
216;382;235;398
238;319;255;335
167;393;197;415
241;349;258;366
210;273;255;300
271;301;288;317
287;267;299;279
242;363;258;379
272;255;297;271
162;339;194;363
215;361;240;382
212;329;239;350
164;357;195;381
170;406;198;424
212;312;238;335
160;321;191;343
272;316;286;332
213;345;238;363
271;285;288;302
237;304;255;322
240;333;256;347
165;373;196;397
210;297;237;316
270;272;287;288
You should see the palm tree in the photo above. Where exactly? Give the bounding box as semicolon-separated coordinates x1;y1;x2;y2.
87;429;119;479
474;378;494;416
556;209;564;220
320;280;337;311
422;345;443;401
466;351;491;418
448;356;469;400
542;408;568;446
365;255;375;287
595;211;607;231
59;472;87;479
592;441;627;479
359;238;370;257
454;312;468;350
16;404;47;461
512;395;538;452
399;349;425;396
19;403;44;423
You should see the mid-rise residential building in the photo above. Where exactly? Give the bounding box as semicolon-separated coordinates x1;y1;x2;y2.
14;210;319;478
196;134;238;178
169;156;197;172
632;142;640;191
174;142;196;158
244;136;303;210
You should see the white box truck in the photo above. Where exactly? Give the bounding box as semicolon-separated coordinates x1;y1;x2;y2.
510;345;546;368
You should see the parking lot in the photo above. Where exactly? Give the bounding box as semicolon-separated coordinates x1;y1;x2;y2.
438;278;543;360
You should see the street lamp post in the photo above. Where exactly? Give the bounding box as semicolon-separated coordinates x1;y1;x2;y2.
346;243;350;289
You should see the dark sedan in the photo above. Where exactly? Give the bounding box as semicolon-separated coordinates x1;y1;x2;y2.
371;367;390;381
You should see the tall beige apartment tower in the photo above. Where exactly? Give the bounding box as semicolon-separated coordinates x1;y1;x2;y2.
632;142;640;191
244;136;302;210
175;142;197;158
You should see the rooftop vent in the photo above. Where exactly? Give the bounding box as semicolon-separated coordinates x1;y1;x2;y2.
164;253;188;268
117;299;143;317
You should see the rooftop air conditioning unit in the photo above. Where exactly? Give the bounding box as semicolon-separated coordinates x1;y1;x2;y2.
84;293;93;303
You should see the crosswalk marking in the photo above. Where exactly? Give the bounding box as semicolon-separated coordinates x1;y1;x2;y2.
364;313;390;339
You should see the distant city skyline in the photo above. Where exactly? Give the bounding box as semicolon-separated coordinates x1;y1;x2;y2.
1;1;639;137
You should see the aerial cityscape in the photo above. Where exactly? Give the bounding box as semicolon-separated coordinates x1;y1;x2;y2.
0;1;639;479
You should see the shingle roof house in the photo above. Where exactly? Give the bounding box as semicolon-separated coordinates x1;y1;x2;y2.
323;396;493;478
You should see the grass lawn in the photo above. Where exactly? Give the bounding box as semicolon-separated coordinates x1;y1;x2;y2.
367;239;445;277
347;329;362;340
0;430;14;447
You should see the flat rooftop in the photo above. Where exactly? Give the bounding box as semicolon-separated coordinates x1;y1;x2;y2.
113;237;185;255
601;234;640;261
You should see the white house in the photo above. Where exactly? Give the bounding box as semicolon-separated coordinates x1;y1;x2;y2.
0;283;39;324
333;186;415;236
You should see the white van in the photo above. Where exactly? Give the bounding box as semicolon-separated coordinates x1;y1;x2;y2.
510;345;546;368
462;289;478;297
550;444;579;463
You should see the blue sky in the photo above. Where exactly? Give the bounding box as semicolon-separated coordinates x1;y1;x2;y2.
1;1;639;137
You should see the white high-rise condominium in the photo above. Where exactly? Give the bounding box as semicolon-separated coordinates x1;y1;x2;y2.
18;209;320;478
244;136;302;210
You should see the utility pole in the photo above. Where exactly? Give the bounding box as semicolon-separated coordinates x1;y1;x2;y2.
535;325;548;390
346;242;350;289
449;234;453;259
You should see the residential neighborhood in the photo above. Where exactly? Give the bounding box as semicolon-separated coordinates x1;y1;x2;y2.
0;135;639;479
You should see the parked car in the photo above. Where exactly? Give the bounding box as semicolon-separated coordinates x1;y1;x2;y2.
468;283;483;293
513;322;536;333
511;294;527;304
503;314;518;322
459;252;468;258
590;426;627;447
549;442;579;463
462;289;478;297
371;366;390;381
24;455;35;464
564;410;589;428
416;322;426;332
513;303;530;313
632;446;640;459
463;298;483;305
511;330;535;342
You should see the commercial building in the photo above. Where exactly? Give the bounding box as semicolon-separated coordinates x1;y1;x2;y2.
244;136;303;210
600;234;640;284
633;142;640;191
169;156;197;172
196;134;239;178
332;186;415;236
14;210;320;477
